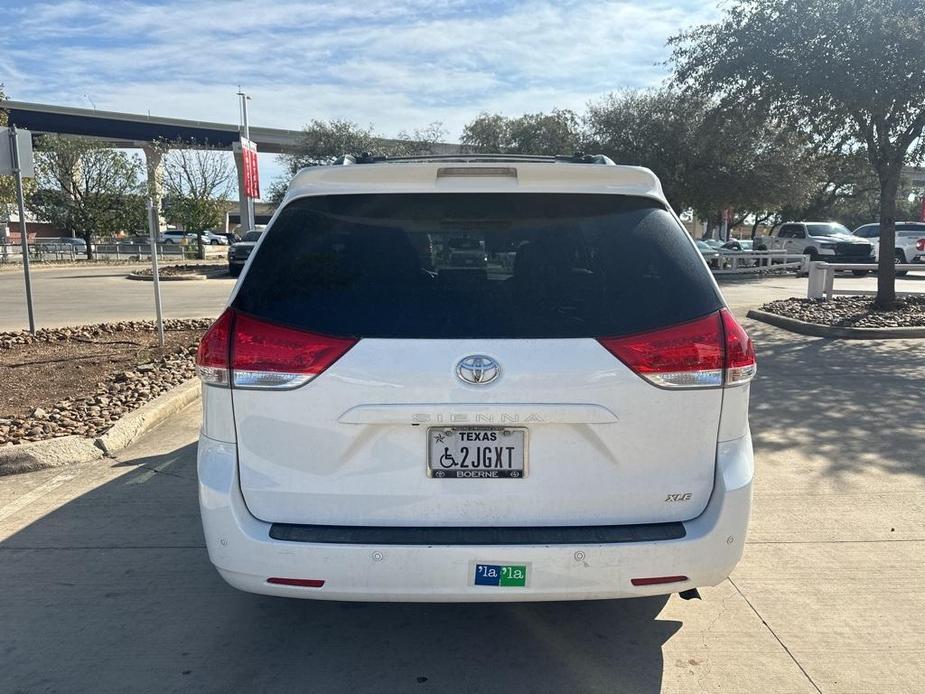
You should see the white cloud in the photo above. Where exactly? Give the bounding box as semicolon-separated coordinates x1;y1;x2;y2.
2;0;721;188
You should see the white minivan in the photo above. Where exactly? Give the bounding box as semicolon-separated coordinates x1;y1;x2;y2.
196;154;755;602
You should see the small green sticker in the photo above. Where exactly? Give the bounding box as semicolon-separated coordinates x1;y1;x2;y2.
499;564;527;587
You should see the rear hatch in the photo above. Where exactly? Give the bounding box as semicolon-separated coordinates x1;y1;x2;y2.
223;192;728;527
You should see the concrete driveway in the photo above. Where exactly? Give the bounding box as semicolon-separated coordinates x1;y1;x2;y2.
0;293;923;692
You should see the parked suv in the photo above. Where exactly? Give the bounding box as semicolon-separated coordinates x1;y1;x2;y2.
226;229;263;276
197;155;756;602
755;222;873;273
852;222;925;276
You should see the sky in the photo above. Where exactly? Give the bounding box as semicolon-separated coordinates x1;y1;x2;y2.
2;0;721;193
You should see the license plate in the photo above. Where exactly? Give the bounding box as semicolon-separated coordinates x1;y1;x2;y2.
427;427;526;479
474;563;528;587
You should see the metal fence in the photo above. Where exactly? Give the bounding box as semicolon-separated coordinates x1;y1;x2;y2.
0;243;189;263
710;250;809;275
806;261;925;300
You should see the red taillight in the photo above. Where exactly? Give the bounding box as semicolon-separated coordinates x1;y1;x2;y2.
721;309;757;386
631;575;688;586
267;577;325;588
917;239;925;252
196;310;234;386
196;309;357;390
598;309;755;389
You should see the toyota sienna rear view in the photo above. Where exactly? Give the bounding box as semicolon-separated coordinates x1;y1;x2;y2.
196;154;755;602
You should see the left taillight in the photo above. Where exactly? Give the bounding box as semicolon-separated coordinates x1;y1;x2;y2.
196;309;357;390
196;309;234;387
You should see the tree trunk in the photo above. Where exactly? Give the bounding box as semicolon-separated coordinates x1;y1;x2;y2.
83;233;93;260
874;171;899;309
196;232;205;260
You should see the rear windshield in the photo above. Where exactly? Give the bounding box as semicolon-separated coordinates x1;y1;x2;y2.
233;193;722;339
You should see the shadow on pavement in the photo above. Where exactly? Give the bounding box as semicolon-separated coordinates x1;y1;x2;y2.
747;320;925;479
1;443;679;694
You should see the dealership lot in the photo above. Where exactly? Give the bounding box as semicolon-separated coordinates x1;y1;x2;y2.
0;292;922;692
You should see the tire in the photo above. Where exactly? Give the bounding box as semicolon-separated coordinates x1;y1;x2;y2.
210;240;219;245
228;265;241;277
755;245;767;251
896;251;908;277
851;270;869;276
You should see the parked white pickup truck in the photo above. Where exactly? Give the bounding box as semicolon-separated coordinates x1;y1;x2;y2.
852;222;925;276
755;222;874;274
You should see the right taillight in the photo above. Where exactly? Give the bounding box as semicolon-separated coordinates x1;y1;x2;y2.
916;239;925;252
196;308;357;390
720;308;757;386
598;309;755;389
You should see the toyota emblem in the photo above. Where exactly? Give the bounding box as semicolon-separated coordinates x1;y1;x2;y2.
456;355;500;385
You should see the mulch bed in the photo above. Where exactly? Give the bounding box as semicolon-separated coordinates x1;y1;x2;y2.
0;319;212;446
760;296;925;328
130;264;230;279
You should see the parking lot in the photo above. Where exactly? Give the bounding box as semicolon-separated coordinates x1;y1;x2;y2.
0;265;235;331
1;277;923;692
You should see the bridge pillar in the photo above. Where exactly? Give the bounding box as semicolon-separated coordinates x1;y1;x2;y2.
142;144;166;232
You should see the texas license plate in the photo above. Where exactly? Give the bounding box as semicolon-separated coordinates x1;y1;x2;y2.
428;427;526;479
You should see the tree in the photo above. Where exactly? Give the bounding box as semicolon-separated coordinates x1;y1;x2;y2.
585;89;816;225
271;119;447;203
161;144;235;259
461;109;581;155
671;0;925;308
29;136;145;259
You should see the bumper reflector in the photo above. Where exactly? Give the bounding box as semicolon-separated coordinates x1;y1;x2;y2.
630;575;688;587
266;577;326;588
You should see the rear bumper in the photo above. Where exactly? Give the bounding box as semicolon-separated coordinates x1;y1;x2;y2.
197;434;753;602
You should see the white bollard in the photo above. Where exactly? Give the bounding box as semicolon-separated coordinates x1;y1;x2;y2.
807;261;827;299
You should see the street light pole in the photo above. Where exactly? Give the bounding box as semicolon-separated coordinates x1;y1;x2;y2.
9;126;36;334
237;90;256;231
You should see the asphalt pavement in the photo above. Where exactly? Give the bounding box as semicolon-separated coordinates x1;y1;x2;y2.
1;292;923;692
0;264;235;331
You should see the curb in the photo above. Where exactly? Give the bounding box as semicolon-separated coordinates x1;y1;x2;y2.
126;273;208;282
0;378;201;476
0;436;103;476
746;309;925;340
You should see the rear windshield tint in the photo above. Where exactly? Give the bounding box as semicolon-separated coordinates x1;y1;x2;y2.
233;193;722;339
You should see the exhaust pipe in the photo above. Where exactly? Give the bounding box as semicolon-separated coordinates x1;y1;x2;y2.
679;588;701;601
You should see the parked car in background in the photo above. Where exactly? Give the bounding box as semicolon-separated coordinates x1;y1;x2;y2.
721;239;753;252
719;239;756;267
852;222;925;276
197;155;756;602
754;222;873;275
695;239;721;268
160;230;228;245
200;230;229;245
160;230;197;244
227;229;263;276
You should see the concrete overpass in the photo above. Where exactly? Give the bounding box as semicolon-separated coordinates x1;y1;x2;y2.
2;99;309;230
2;99;304;153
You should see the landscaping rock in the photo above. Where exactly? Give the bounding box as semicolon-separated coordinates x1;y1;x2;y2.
759;296;925;329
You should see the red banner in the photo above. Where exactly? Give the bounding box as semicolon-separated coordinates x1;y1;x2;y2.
240;138;260;199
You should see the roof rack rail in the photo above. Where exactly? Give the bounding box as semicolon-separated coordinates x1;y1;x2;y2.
331;152;615;166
